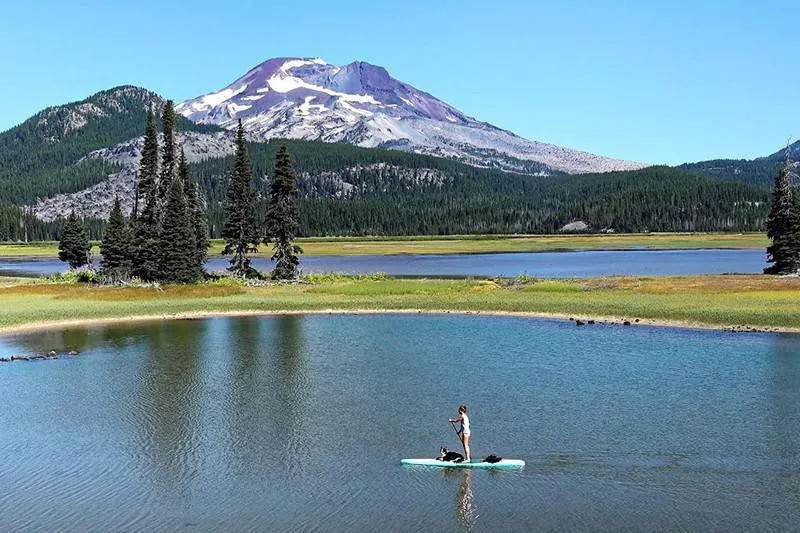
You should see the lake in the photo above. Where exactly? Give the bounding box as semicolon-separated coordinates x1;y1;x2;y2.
1;314;798;532
0;248;767;278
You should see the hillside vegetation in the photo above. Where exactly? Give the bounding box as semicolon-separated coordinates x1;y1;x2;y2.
196;140;768;236
0;86;220;205
678;140;800;187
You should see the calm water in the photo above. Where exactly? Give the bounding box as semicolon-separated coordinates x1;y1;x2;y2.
1;314;799;532
0;248;767;278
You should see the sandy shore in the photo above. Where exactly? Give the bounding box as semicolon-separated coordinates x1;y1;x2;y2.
0;308;794;338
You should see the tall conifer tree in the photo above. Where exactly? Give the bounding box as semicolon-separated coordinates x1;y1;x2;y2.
100;197;134;278
266;145;303;279
58;211;91;270
158;175;198;283
157;100;178;205
222;121;260;277
138;104;159;220
132;104;161;281
179;149;208;278
765;147;800;274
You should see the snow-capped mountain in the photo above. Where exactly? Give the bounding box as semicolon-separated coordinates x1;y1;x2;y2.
177;57;645;175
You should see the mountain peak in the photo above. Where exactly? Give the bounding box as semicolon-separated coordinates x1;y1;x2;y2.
176;57;645;174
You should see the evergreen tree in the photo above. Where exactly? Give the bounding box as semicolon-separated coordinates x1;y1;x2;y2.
137;104;159;219
265;145;303;279
158;175;199;283
179;149;208;278
100;197;133;278
157;100;178;205
132;105;161;281
221;121;260;277
765;148;800;274
58;211;91;270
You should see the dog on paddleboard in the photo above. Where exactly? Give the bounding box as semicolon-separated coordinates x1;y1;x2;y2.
436;446;465;463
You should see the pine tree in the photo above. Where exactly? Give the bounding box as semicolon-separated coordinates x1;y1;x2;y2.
132;105;161;281
221;121;260;277
765;148;800;274
137;104;159;220
100;197;133;279
58;211;91;270
158;175;199;283
179;149;208;278
266;144;303;279
157;100;178;205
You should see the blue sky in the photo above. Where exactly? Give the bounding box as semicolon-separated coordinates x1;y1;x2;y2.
2;0;798;164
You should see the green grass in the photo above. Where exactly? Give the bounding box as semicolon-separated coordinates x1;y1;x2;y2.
0;233;770;258
0;274;798;333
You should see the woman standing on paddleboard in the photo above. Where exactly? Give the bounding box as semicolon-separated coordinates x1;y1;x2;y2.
450;405;471;462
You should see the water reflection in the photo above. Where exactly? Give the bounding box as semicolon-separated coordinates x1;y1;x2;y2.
135;320;205;496
770;336;800;464
218;315;313;482
224;316;270;478
271;315;312;476
6;321;149;356
441;469;478;530
8;327;91;355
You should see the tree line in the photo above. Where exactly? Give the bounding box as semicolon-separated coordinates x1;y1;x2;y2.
3;162;768;241
57;104;302;281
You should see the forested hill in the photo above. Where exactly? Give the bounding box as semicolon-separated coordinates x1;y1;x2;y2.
0;140;768;240
0;85;221;205
677;140;800;187
193;143;766;236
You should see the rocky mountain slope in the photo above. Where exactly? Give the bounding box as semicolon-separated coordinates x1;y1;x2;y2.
176;57;645;175
32;131;236;221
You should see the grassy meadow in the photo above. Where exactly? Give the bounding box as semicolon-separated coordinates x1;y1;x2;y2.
0;233;769;258
0;274;797;333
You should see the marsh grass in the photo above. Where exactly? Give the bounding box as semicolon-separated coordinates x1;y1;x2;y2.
0;233;768;258
0;274;798;331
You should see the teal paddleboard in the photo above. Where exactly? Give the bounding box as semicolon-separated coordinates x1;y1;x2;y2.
400;458;525;469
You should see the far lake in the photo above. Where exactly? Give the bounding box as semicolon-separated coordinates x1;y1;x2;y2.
0;248;767;278
1;314;798;532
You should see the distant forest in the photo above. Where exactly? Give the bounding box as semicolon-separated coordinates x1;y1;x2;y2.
0;158;769;241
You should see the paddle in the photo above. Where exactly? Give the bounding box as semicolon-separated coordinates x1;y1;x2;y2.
450;420;468;460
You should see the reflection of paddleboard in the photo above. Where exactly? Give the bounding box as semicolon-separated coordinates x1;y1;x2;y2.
400;458;525;469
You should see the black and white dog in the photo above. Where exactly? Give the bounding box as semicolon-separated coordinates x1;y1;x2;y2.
436;446;465;463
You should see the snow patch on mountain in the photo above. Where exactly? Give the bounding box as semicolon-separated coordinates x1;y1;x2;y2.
176;57;646;175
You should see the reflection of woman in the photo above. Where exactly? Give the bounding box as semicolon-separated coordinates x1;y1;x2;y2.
449;404;471;461
456;469;477;528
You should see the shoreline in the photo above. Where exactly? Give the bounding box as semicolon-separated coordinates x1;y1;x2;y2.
0;246;765;262
0;308;795;338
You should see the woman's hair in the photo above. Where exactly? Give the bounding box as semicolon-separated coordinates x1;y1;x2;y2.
458;404;468;414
